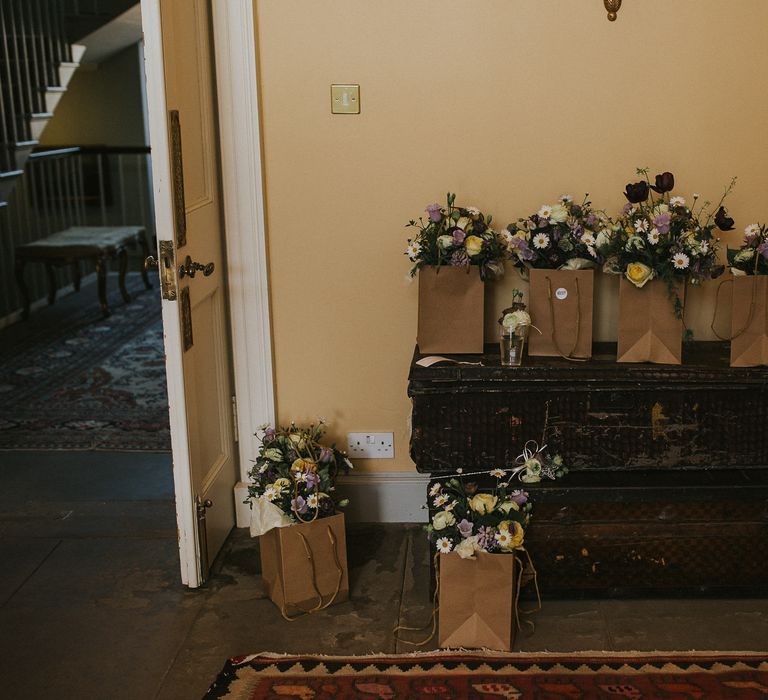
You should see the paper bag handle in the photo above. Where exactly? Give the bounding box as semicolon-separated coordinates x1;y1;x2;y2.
280;525;344;622
711;277;758;342
545;276;588;362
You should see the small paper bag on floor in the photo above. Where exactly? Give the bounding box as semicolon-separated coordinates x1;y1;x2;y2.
259;513;349;619
417;266;484;354
617;277;683;365
528;269;594;359
730;275;768;367
438;551;519;651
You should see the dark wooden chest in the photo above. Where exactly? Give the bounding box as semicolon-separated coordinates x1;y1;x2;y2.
408;342;768;597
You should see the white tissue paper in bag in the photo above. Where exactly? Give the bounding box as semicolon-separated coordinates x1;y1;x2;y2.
249;498;293;537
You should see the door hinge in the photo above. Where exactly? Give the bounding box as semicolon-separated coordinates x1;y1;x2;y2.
231;394;239;443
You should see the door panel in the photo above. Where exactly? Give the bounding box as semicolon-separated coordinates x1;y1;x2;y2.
143;0;237;586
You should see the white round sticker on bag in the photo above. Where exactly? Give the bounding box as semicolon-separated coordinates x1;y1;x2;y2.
555;287;568;301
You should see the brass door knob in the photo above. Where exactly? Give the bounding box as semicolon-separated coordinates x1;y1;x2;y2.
178;255;215;279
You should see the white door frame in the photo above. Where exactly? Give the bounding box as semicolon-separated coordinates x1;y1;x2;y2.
211;1;276;490
141;0;274;584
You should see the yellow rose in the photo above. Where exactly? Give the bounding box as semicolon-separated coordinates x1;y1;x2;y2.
273;478;292;492
497;520;525;550
291;458;317;473
464;235;484;257
625;262;654;288
432;510;456;531
498;500;520;514
468;493;498;515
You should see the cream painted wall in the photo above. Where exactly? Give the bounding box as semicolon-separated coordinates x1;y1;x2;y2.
255;0;768;472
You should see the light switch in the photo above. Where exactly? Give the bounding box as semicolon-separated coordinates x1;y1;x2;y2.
331;84;360;114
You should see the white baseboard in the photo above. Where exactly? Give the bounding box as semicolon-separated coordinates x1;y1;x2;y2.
233;471;430;528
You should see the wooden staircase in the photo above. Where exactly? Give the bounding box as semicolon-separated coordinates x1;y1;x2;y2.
0;0;88;207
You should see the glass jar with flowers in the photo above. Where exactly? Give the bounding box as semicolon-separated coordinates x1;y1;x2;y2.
498;289;532;366
598;168;734;364
406;193;507;354
504;195;610;359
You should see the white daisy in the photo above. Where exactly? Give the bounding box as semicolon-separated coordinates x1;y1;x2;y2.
647;228;660;245
634;218;650;233
490;468;506;478
307;493;319;509
672;252;690;270
405;242;421;261
745;223;761;239
429;482;442;497
559;194;573;203
433;494;449;508
670;196;686;207
263;486;278;502
294;471;308;483
699;240;710;254
495;530;511;547
587;245;598;259
537;204;553;220
580;232;596;246
445;500;457;511
533;233;550;249
436;537;453;553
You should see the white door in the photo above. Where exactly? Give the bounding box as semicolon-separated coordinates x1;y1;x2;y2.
141;0;237;587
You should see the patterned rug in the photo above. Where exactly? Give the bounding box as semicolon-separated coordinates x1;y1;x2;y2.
204;651;768;699
0;273;170;451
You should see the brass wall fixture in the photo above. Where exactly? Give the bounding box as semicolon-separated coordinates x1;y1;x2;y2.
604;0;622;21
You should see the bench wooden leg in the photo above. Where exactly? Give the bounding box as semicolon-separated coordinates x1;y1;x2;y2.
72;261;81;292
138;233;152;289
96;257;110;317
118;249;131;303
45;263;57;306
14;258;31;320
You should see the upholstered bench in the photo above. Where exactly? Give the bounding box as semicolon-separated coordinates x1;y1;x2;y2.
14;225;152;319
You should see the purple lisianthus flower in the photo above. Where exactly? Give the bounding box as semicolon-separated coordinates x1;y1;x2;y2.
318;446;333;463
510;489;529;506
457;519;474;539
262;427;276;443
452;228;467;245
621;202;634;216
451;249;470;267
476;526;496;551
758;241;768;260
507;236;536;262
426;203;442;223
291;496;308;515
586;213;597;227
653;212;671;235
304;472;318;490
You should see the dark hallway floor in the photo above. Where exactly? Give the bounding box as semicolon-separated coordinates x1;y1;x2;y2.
1;451;767;700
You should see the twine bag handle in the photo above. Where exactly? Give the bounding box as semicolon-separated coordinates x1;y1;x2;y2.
545;276;588;362
710;276;758;341
280;524;344;622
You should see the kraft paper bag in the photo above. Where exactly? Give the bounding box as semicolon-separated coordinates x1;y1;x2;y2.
259;513;349;619
617;278;683;365
418;266;484;354
731;275;768;367
439;551;518;651
528;269;594;359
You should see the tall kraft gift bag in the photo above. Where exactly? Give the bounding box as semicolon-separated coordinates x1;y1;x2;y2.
617;278;684;364
418;266;484;354
259;513;349;620
713;275;768;367
438;551;521;651
528;269;594;359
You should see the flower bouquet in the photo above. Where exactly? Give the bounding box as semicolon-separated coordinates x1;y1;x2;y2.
599;168;734;364
720;224;768;366
505;196;609;359
498;289;532;366
406;193;507;354
247;422;353;619
427;443;567;650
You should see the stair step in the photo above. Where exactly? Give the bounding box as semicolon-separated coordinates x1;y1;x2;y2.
29;113;53;141
42;87;66;113
0;170;23;180
71;44;87;64
15;140;38;149
59;61;80;90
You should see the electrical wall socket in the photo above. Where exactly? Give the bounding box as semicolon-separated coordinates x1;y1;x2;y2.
347;432;394;459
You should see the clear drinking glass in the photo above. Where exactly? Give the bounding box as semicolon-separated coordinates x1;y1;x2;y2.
500;325;529;366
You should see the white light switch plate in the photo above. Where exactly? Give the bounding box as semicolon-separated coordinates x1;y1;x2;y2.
347;432;394;459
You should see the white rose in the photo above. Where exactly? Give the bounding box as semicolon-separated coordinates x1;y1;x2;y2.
437;234;454;249
455;216;471;231
431;510;456;531
595;230;612;250
549;204;568;223
456;536;482;559
502;310;531;330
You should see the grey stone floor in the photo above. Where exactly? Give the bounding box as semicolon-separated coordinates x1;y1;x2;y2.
1;451;767;700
